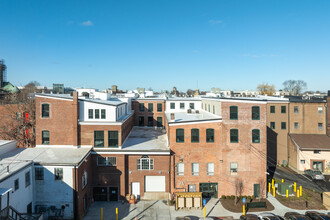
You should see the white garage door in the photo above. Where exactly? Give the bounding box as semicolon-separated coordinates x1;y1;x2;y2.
145;176;165;192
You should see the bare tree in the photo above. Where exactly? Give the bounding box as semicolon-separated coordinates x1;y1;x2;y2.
186;89;194;97
0;82;37;147
283;80;307;95
257;83;275;96
258;178;266;200
235;178;244;205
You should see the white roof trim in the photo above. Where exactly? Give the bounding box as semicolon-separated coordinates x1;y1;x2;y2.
168;119;222;126
91;151;170;155
35;94;73;102
218;99;267;104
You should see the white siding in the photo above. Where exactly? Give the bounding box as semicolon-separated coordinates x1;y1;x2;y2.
35;166;74;219
79;101;117;122
166;100;201;112
0;165;34;213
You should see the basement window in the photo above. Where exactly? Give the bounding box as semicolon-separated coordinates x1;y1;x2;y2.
313;150;321;154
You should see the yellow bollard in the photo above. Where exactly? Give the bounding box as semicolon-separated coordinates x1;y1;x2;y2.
101;208;103;220
268;182;271;193
272;179;274;188
294;182;296;192
273;187;275;197
286;189;288;198
243;205;245;216
327;167;329;173
300;186;302;196
116;208;118;220
282;179;284;183
203;206;205;218
297;190;300;198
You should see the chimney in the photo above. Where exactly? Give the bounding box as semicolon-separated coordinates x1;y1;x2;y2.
7;166;9;173
170;113;175;121
72;92;79;146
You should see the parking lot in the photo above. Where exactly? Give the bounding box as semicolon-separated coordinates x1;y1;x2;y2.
271;167;330;193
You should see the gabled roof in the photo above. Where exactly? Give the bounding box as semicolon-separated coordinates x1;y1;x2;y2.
289;134;330;151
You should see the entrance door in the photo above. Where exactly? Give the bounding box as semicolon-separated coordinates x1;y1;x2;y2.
199;183;218;198
132;182;140;199
254;184;260;198
145;176;166;192
109;187;118;201
93;187;107;201
312;161;324;172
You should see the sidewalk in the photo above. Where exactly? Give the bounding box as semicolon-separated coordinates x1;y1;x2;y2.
83;194;330;220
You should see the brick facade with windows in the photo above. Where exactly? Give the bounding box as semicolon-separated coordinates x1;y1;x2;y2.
132;99;165;127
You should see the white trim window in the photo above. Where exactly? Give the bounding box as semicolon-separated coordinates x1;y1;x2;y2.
230;162;238;175
82;170;87;189
177;163;184;176
97;156;117;166
137;156;154;170
192;163;199;176
207;163;214;176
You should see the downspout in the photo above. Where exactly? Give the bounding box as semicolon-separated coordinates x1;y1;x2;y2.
74;165;77;220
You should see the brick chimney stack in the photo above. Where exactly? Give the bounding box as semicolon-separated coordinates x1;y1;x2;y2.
73;92;79;146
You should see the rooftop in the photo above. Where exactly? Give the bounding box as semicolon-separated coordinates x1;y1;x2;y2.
167;97;201;101
165;110;221;124
0;158;33;182
36;93;125;106
289;134;330;151
0;140;15;146
202;96;288;102
0;145;92;166
120;127;169;152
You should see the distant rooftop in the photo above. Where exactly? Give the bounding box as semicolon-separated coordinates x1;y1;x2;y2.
167;97;201;101
202;95;288;102
0;146;92;166
285;96;326;103
120;127;169;152
165;110;221;124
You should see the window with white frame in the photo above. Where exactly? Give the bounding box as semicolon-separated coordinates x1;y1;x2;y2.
137;156;154;170
177;163;184;176
192;163;199;176
230;162;238;175
300;160;305;164
207;163;214;176
318;107;323;114
318;123;323;130
82;170;87;189
97;156;117;166
294;122;299;130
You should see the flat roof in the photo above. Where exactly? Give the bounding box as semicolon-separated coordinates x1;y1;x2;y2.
121;127;169;152
202;96;287;102
0;159;33;182
36;93;125;106
165;110;222;124
0;146;92;166
289;134;330;151
0;140;16;146
167;98;201;101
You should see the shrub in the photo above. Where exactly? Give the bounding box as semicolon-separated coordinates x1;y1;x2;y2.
221;195;226;199
230;195;235;199
169;199;175;206
247;196;251;200
252;195;255;199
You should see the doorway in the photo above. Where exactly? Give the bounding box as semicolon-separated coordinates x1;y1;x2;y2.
109;187;118;201
254;184;260;198
199;183;218;198
93;187;107;201
132;182;140;200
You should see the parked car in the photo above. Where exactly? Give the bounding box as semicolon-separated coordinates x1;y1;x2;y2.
305;211;330;220
304;169;325;180
284;212;310;220
240;214;259;220
258;213;281;220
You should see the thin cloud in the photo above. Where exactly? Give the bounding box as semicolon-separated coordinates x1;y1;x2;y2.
80;20;94;26
209;19;224;25
241;54;280;58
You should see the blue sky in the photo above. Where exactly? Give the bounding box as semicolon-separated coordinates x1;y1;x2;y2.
1;0;330;92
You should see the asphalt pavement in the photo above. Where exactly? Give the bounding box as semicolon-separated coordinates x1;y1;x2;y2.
270;166;330;193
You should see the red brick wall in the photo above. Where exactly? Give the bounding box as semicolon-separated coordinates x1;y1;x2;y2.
132;100;165;126
327;96;330;136
91;153;170;200
35;96;77;145
74;153;92;220
168;122;223;196
80;125;122;147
